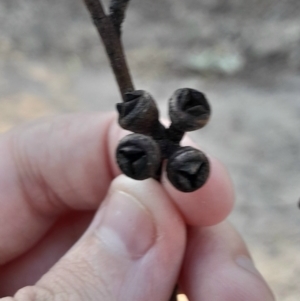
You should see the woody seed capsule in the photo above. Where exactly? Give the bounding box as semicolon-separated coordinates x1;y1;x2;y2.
116;90;159;135
167;146;210;192
169;88;211;132
116;133;161;180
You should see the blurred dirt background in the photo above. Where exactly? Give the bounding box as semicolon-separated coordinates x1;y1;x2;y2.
0;0;300;300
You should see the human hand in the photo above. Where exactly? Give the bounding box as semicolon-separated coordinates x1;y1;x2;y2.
0;113;274;301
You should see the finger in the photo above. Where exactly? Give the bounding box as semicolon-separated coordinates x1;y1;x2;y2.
162;152;234;226
180;222;275;301
108;122;235;226
0;112;115;264
0;211;93;296
11;176;186;301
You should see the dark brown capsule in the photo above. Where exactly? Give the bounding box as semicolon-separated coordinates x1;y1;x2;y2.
169;88;211;132
116;90;159;135
166;146;210;192
116;134;161;180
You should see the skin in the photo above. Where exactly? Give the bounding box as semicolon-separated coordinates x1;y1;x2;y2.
0;112;275;301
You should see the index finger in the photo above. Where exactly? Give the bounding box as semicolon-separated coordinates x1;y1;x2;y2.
162;137;235;226
0;112;115;264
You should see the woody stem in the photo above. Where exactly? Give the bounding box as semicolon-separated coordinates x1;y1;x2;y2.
82;0;134;99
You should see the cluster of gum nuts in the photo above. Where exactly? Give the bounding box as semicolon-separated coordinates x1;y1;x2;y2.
116;88;211;192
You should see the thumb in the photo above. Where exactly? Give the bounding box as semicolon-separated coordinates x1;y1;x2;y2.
10;176;186;301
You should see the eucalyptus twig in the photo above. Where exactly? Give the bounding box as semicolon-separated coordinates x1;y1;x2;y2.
109;0;131;36
82;2;211;301
83;0;134;99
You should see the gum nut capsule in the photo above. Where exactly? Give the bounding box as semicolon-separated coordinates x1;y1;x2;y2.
116;90;159;134
167;146;210;192
169;88;211;132
116;134;161;180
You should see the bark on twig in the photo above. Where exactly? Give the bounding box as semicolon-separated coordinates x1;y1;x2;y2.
83;0;134;99
109;0;131;36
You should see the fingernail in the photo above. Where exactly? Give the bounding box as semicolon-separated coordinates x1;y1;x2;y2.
97;190;155;259
236;255;261;278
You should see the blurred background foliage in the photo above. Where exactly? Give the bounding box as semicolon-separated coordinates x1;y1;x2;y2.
0;0;300;300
